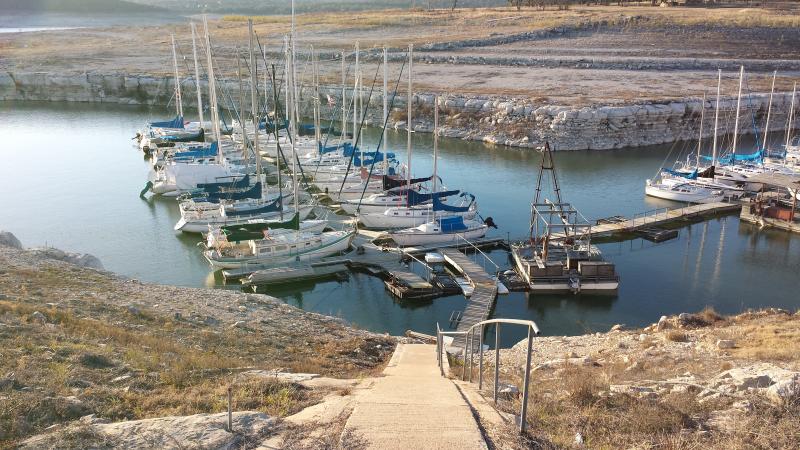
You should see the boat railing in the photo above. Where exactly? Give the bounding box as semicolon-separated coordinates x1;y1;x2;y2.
630;207;670;228
436;318;540;433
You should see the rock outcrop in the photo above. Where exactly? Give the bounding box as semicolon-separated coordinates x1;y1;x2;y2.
0;230;23;249
21;412;274;449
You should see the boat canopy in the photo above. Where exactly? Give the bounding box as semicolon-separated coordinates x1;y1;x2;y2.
432;192;474;212
225;196;282;217
438;216;468;232
406;189;460;207
150;116;184;129
173;142;218;160
221;213;300;242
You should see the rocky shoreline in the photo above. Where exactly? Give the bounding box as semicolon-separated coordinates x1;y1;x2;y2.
2;231;798;448
3;70;796;151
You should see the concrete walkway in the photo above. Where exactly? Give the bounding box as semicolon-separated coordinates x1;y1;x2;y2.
343;343;487;449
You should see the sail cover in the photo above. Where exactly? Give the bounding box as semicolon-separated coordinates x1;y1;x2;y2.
432;193;474;212
383;175;433;191
701;149;763;164
438;216;468;232
406;189;460;207
203;182;261;203
221;213;300;242
196;172;249;192
224;196;282;217
150;116;184;129
661;168;698;180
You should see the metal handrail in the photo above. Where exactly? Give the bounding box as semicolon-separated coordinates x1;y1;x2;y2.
436;318;540;433
455;233;500;272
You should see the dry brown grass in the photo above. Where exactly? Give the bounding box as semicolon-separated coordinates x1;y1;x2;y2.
666;330;689;342
729;315;800;363
0;252;394;448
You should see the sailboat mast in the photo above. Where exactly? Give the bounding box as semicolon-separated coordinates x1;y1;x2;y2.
202;16;221;154
698;92;706;167
171;34;183;119
353;42;359;149
341;52;346;147
190;23;204;125
383;46;388;173
732;65;744;158
763;70;776;149
433;97;439;194
406;44;413;196
313;46;321;149
248;19;261;182
786;83;796;150
286;38;299;215
712;69;721;166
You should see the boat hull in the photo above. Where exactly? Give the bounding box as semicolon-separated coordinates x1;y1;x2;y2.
389;226;487;247
204;231;354;269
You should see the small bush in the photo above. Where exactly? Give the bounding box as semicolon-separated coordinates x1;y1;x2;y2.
77;353;114;369
666;331;689;342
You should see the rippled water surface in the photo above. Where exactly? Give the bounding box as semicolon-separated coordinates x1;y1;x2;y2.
2;101;799;344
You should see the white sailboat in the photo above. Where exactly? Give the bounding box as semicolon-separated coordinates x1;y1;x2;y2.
204;26;353;269
645;179;725;203
387;52;488;246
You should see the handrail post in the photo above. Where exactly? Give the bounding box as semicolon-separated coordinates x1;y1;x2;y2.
462;332;468;381
478;323;484;390
520;326;533;434
494;323;500;403
468;328;474;382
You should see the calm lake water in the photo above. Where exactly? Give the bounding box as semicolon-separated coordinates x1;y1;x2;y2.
2;101;799;344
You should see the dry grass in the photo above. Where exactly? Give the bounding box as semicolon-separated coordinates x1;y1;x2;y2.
488;360;800;449
666;330;689;342
729;314;800;363
0;251;394;448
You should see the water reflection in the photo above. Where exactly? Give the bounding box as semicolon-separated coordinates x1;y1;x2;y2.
1;101;799;341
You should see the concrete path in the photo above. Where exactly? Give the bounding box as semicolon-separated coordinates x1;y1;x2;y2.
343;343;488;449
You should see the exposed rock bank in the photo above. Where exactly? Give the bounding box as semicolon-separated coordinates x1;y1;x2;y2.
3;71;796;151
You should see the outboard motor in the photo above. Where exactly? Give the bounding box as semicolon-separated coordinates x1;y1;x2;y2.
484;217;498;229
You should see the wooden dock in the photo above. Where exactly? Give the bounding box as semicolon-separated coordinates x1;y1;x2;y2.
554;202;741;241
438;248;498;349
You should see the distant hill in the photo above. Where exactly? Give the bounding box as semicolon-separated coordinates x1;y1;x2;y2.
128;0;507;15
0;0;167;14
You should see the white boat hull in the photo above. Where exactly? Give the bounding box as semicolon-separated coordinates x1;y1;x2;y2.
204;231;354;269
389;225;488;247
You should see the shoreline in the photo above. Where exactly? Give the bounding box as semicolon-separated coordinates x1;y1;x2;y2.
2;71;796;151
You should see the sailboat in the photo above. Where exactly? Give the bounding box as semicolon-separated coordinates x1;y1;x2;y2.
148;19;241;197
387;55;488;246
203;26;354;269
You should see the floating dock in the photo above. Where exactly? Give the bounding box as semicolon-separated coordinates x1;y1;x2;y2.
438;248;498;349
555;202;741;241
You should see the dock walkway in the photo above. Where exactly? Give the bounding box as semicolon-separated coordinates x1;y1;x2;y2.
438;249;498;349
555;202;741;240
